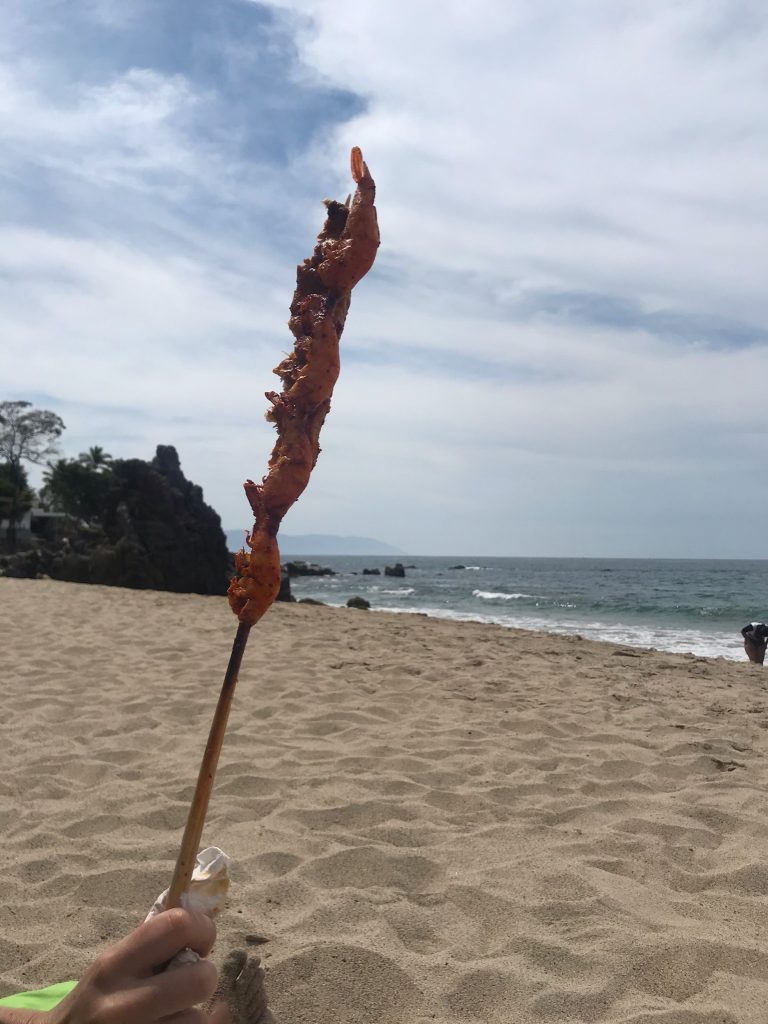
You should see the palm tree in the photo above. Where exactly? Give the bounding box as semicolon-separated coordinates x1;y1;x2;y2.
41;456;111;521
39;458;71;511
78;445;113;471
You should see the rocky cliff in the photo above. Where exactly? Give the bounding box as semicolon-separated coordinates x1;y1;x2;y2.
1;445;230;595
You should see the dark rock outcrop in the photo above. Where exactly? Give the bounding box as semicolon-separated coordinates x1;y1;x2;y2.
277;568;294;602
362;567;381;575
384;563;405;578
0;547;49;579
94;446;229;594
1;446;230;595
284;560;336;577
347;596;371;610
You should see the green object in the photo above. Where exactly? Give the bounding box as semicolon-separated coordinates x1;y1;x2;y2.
0;980;76;1010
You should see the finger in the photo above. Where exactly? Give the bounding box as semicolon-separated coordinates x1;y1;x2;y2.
106;909;217;976
130;957;219;1018
90;969;215;1024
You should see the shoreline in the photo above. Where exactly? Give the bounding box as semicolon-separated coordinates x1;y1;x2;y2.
2;574;748;662
283;555;755;662
291;595;748;663
2;577;766;1022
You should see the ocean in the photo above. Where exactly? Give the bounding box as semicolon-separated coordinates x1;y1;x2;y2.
283;556;768;661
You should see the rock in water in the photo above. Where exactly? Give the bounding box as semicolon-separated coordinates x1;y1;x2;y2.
284;561;336;577
277;568;294;603
384;563;405;577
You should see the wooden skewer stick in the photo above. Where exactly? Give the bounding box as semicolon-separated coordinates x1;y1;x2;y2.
166;620;252;910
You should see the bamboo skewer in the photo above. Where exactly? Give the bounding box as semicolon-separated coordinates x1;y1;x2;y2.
166;621;252;910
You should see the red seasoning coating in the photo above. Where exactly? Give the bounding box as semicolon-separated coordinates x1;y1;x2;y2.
228;148;379;624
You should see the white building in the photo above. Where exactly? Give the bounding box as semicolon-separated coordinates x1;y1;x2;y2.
0;506;66;544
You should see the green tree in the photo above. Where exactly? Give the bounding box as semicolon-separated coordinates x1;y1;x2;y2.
42;458;112;523
78;445;113;471
0;462;34;533
0;400;65;549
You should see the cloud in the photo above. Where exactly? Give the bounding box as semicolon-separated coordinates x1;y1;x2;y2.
0;64;204;196
1;0;766;555
267;0;768;316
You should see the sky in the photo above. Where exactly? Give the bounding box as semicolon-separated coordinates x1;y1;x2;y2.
1;0;767;557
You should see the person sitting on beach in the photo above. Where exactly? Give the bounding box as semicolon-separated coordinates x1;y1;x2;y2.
0;909;270;1024
741;622;768;664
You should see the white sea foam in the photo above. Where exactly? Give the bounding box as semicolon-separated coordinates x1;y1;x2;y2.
361;604;743;661
285;558;751;661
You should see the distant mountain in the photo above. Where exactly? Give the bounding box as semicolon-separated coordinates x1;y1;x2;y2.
225;530;405;556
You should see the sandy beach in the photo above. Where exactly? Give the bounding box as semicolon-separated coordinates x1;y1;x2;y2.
2;577;768;1022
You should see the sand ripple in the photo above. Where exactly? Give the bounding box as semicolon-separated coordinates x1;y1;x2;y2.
2;578;768;1022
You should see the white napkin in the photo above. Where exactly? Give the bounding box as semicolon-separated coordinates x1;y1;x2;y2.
146;847;232;968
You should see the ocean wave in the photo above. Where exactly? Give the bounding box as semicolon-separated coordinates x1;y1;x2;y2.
378;606;743;660
281;556;756;659
294;597;743;660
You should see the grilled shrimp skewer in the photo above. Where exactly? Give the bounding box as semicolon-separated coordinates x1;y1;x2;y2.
167;148;379;909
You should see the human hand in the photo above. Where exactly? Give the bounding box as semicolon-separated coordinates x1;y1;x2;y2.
45;908;221;1024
